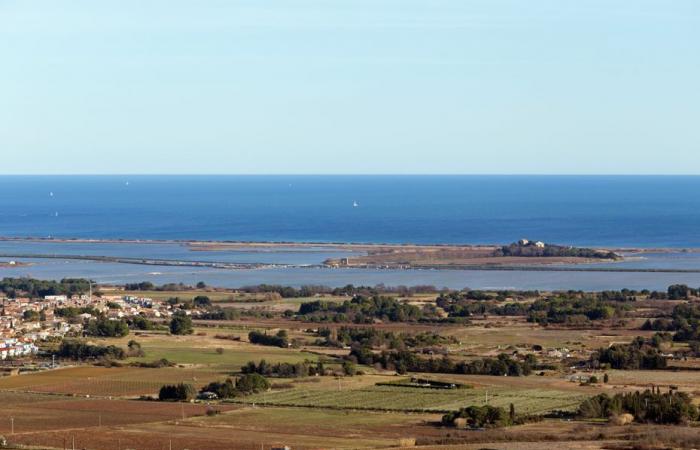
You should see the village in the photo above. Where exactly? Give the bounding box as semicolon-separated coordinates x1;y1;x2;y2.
0;289;175;362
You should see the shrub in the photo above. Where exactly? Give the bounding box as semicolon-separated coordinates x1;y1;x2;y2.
158;383;195;401
200;378;237;399
169;315;193;335
442;405;511;428
235;373;270;395
248;330;288;348
578;390;698;424
85;318;129;337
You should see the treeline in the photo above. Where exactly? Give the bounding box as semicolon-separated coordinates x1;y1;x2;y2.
318;327;455;350
248;330;289;348
298;295;428;323
436;290;632;325
57;340;125;360
495;242;619;259
0;277;91;299
239;283;439;298
526;296;630;325
124;281;206;291
349;349;536;376
199;306;273;321
54;306;100;318
442;405;516;428
641;284;700;300
579;389;697;424
642;301;700;342
85;317;130;338
590;337;667;370
241;359;327;378
199;374;270;399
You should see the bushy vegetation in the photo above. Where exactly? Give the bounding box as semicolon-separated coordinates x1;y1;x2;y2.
240;283;438;298
0;277;91;299
318;327;456;350
442;405;513;428
128;315;157;330
436;289;632;325
495;241;619;259
248;330;289;348
642;301;700;342
526;296;629;325
85;317;130;337
349;349;536;376
590;337;667;370
235;373;270;395
298;295;427;323
169;314;193;335
158;383;196;401
578;389;698;424
241;359;325;377
57;340;125;360
54;306;100;318
200;378;237;399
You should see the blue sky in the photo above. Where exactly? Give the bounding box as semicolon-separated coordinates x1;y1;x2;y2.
1;0;699;174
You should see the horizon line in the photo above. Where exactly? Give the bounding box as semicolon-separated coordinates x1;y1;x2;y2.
1;173;700;177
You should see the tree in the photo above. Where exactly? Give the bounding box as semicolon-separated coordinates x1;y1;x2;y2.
196;281;207;289
58;340;125;360
86;318;129;337
127;340;145;357
193;296;212;307
248;330;288;348
201;378;237;399
342;360;357;376
442;405;511;428
158;383;195;401
235;373;270;395
169;314;193;335
23;310;40;321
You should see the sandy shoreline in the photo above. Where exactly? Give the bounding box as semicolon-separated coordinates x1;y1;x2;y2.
0;235;692;253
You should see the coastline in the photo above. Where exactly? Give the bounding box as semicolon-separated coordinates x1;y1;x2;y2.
0;235;693;253
2;236;700;274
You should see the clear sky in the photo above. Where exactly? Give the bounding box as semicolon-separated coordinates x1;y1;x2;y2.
1;0;699;174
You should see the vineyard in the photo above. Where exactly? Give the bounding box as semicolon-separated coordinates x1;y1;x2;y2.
233;384;585;414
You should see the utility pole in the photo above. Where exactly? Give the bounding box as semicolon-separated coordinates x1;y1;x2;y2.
72;436;75;450
485;391;489;405
10;417;14;434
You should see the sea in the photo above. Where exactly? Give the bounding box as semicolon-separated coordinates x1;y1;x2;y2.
2;175;700;290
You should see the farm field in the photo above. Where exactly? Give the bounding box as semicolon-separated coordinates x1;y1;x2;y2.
3;282;700;449
233;375;587;414
104;329;321;371
0;366;222;397
0;391;233;435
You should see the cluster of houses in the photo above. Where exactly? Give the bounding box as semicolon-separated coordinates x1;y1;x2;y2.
0;337;38;360
0;292;177;361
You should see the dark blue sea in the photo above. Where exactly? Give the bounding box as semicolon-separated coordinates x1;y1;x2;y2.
2;175;700;247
